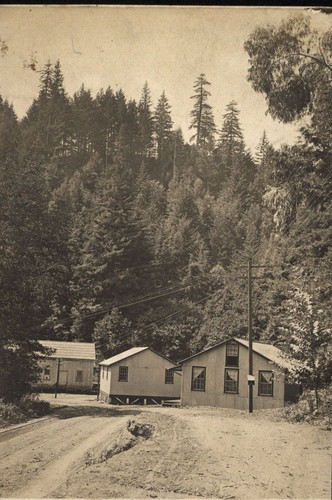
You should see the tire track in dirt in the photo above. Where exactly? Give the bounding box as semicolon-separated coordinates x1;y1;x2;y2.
144;415;179;485
9;418;128;499
0;416;116;496
0;416;88;461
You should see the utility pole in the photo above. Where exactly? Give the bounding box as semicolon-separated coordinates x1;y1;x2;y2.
55;358;61;399
248;258;254;413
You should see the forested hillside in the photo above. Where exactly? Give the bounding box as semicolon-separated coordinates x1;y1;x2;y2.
0;14;331;402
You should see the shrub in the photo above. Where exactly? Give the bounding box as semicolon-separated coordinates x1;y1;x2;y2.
0;394;51;428
282;386;332;430
0;401;25;427
19;394;51;418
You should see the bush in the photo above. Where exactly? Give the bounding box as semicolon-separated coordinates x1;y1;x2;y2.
282;387;332;430
0;394;51;428
0;401;26;427
19;394;51;418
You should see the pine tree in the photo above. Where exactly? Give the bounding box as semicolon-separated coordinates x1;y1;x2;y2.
20;60;72;159
254;130;269;166
217;100;244;166
69;162;153;341
0;96;19;160
189;74;216;147
154;90;173;161
216;101;256;201
71;84;97;158
138;82;154;157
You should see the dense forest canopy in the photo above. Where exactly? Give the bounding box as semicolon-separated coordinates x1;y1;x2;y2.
0;14;331;402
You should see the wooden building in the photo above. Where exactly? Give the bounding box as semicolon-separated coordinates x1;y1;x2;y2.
99;347;181;404
37;340;97;392
178;338;299;410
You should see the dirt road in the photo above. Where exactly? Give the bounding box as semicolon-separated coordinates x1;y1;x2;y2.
0;394;330;499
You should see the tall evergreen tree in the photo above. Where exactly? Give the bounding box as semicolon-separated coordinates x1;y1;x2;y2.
138;82;154;157
217;101;244;166
20;60;71;159
70;84;97;158
189;74;216;147
154;90;173;161
153;91;173;182
0;96;19;160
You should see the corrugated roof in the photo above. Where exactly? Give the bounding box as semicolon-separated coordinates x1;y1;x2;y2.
100;347;149;366
38;340;96;361
180;337;297;370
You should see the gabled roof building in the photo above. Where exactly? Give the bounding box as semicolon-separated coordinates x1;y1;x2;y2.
37;340;97;392
177;337;299;410
99;347;181;405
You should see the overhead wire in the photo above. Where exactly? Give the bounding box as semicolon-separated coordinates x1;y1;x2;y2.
95;289;221;348
43;274;213;331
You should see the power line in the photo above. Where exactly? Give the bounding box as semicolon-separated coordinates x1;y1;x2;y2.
95;290;220;348
41;274;213;332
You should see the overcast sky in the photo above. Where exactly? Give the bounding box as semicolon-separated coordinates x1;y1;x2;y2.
0;6;330;152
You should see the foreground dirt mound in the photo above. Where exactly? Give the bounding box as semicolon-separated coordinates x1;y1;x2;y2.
84;419;154;465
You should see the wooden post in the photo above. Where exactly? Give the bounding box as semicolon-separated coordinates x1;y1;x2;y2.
248;258;253;413
55;358;61;399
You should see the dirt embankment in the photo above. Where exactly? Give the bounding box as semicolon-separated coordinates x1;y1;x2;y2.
0;395;330;499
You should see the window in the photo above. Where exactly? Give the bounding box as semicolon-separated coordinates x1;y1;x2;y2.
119;366;128;382
43;366;50;380
224;369;239;393
225;341;239;367
76;370;83;383
259;371;274;396
191;366;206;391
165;368;174;384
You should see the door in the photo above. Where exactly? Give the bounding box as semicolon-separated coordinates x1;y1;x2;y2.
59;370;68;386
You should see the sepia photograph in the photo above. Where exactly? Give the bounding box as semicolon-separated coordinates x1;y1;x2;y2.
0;4;331;499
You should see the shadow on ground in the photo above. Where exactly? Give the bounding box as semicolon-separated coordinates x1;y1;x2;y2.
50;405;142;420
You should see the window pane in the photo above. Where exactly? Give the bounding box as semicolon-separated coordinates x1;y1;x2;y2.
226;343;238;356
165;369;174;384
192;367;206;391
119;366;128;382
226;342;239;367
259;371;273;396
76;370;83;382
225;369;238;393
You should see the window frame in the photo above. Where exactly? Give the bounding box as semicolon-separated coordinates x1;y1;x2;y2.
118;365;128;382
76;370;83;383
258;370;274;397
165;368;174;384
224;368;239;394
191;366;206;392
225;341;239;367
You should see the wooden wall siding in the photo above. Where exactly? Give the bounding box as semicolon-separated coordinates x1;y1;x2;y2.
181;343;285;410
100;349;181;399
38;358;94;390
